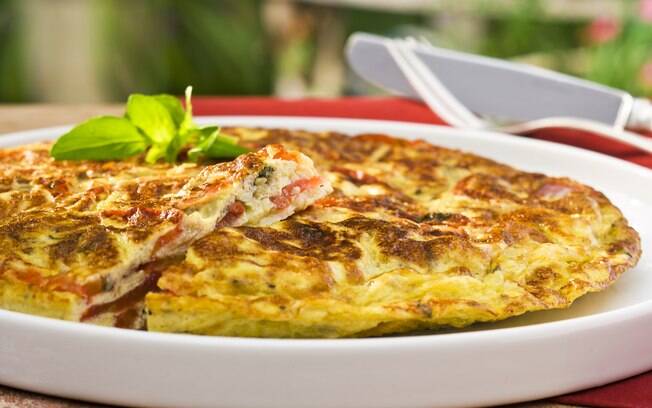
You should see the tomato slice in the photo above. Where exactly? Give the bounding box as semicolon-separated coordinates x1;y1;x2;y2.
153;223;184;255
272;149;300;162
216;200;246;227
12;268;93;299
270;195;291;209
270;177;322;209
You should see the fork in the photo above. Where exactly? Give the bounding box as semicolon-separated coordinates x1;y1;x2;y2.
384;37;652;154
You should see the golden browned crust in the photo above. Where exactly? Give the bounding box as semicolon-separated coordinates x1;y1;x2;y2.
0;129;641;337
146;127;641;338
0;143;326;326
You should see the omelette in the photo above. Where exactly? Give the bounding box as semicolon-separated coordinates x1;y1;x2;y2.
0;128;641;337
146;128;641;338
0;143;331;328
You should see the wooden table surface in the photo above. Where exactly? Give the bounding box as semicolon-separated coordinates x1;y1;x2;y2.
0;104;122;133
0;105;576;408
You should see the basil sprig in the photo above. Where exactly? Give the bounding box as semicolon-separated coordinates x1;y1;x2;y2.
187;126;249;161
50;86;250;163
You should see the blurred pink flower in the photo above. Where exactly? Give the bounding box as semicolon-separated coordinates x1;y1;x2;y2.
640;0;652;22
640;60;652;89
585;17;620;44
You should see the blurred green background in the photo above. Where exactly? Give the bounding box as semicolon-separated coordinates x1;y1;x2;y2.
1;0;651;102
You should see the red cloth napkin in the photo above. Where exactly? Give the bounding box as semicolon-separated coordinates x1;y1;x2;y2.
193;96;652;408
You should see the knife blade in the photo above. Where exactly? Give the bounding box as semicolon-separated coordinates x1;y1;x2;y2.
346;32;635;130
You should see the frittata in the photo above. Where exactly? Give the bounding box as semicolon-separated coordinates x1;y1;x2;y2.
0;143;331;328
0;128;641;337
146;128;641;338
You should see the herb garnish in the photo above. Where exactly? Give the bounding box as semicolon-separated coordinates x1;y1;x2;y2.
50;86;250;163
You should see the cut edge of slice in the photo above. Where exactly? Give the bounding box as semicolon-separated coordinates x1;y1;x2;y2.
156;144;332;257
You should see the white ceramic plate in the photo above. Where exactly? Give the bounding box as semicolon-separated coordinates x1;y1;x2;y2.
1;117;651;408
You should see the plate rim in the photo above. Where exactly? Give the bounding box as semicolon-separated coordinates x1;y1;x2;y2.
0;114;650;348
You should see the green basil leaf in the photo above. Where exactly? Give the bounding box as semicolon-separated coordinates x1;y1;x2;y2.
50;117;147;161
187;127;219;162
179;86;197;136
203;136;250;159
49;86;249;165
126;94;177;145
154;88;200;163
152;94;185;127
187;127;249;161
198;126;219;143
145;144;167;164
214;133;239;145
165;128;193;163
204;141;250;159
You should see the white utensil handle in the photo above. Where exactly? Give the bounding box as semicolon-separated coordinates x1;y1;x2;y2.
627;98;652;132
384;39;486;129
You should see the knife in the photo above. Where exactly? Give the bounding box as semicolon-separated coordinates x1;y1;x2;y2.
346;32;652;133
